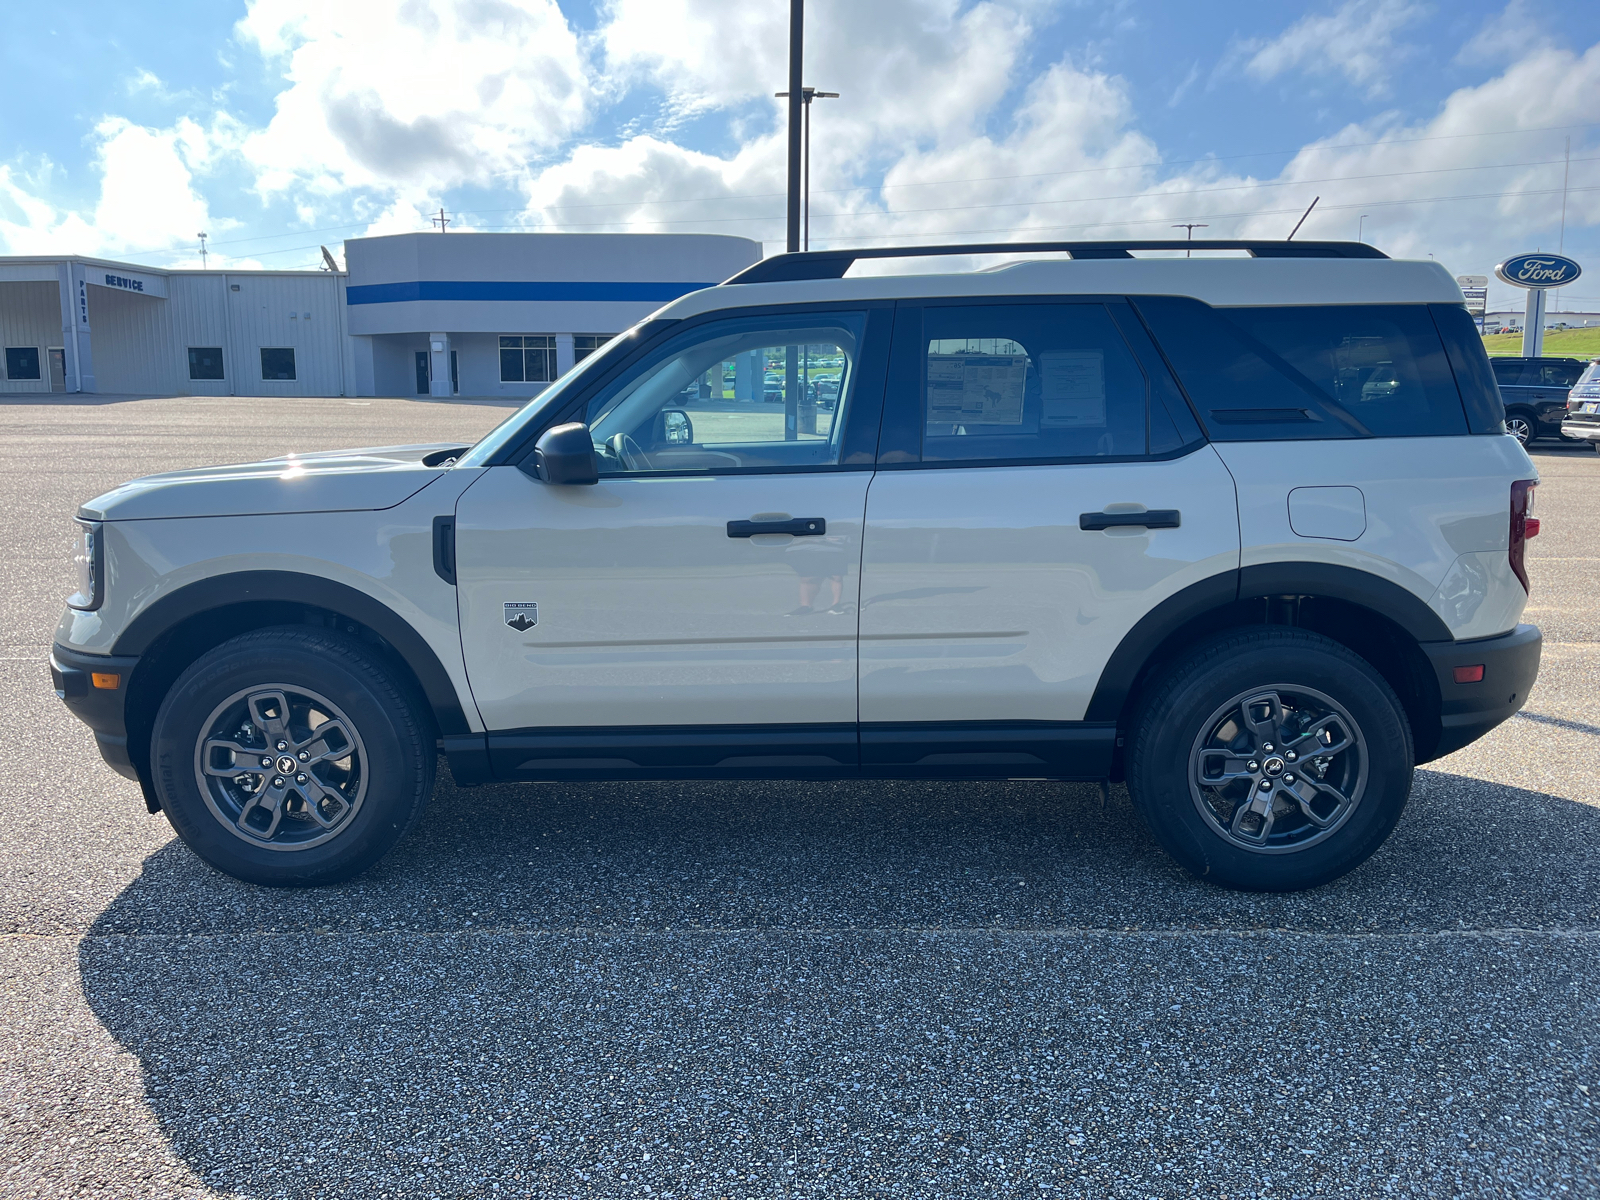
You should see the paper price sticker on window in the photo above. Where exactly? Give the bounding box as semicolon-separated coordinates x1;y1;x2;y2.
1038;350;1106;428
927;354;1027;426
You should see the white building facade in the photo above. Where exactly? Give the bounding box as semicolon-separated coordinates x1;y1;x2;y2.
0;232;761;398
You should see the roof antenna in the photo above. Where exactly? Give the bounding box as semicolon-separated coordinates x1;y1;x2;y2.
1286;196;1319;241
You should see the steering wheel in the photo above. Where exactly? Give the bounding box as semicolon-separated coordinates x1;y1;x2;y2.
607;432;651;472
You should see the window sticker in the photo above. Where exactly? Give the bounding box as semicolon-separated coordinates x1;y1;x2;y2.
927;353;1027;425
1038;350;1106;427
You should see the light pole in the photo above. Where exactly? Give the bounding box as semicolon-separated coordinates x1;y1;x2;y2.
1357;214;1370;243
786;0;803;252
198;232;208;269
1171;222;1208;257
776;86;840;250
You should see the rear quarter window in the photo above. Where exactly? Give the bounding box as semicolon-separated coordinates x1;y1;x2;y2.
1133;297;1470;440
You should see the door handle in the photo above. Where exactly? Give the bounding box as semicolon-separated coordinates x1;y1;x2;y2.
1079;509;1180;531
727;518;827;537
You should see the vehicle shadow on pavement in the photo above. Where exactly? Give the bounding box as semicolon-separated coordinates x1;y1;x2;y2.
77;768;1600;1197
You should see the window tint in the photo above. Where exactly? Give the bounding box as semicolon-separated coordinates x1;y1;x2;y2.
259;348;296;381
4;347;41;380
1490;359;1525;386
583;312;866;474
1429;304;1504;435
187;347;224;380
1537;361;1584;387
1134;298;1469;439
918;304;1148;462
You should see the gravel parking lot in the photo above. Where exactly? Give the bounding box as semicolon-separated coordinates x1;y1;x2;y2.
1;395;1596;1199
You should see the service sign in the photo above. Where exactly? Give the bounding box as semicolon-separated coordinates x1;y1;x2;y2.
1456;274;1488;317
1495;253;1582;289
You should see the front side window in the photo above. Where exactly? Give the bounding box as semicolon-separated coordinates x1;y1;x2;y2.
918;304;1149;463
500;336;556;382
583;313;864;474
260;348;296;380
1536;361;1585;387
5;347;41;380
188;347;224;380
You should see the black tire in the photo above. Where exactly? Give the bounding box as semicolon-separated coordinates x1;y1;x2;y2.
150;627;435;886
1127;628;1413;892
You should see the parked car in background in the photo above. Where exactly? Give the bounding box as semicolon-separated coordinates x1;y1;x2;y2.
1561;360;1600;451
1490;356;1588;445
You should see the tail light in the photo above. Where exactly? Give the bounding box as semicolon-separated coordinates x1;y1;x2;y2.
1509;478;1538;593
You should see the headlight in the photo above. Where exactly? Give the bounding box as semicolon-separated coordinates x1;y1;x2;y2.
67;519;103;611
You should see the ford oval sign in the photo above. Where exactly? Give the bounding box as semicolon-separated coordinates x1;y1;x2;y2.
1495;252;1582;288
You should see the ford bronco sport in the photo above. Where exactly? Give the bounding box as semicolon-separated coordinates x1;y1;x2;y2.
52;239;1542;891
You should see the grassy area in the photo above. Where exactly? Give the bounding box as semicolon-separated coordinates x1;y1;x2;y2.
1481;326;1600;358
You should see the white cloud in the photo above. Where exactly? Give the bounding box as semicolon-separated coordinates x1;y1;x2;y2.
1457;0;1553;66
237;0;593;195
1237;0;1426;98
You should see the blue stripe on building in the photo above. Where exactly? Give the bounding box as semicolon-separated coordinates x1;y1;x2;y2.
345;280;718;305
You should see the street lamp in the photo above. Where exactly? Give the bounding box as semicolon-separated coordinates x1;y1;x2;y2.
1171;222;1208;258
1358;214;1370;243
775;86;840;251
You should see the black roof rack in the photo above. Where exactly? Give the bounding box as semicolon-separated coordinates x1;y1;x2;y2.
723;239;1388;284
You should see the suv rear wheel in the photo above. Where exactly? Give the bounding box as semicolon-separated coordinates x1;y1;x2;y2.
150;628;435;886
1127;629;1413;891
1505;410;1535;446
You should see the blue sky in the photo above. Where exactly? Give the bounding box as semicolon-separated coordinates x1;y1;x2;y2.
2;0;1597;312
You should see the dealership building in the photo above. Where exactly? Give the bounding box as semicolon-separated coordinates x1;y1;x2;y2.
0;232;762;398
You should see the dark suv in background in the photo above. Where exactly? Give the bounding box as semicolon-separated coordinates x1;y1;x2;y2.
1491;356;1588;445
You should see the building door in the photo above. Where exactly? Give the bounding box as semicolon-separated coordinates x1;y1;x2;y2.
856;299;1239;774
450;349;459;395
415;351;429;395
452;306;889;775
47;349;66;392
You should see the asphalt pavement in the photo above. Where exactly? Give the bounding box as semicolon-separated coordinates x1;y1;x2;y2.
1;395;1596;1199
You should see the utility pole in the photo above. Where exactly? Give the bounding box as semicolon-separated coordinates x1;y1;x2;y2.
432;208;451;232
776;86;839;250
197;232;208;269
1171;223;1208;257
786;0;803;253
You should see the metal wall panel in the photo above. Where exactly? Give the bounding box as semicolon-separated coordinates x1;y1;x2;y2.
226;274;345;397
166;274;232;396
0;281;63;393
89;286;179;395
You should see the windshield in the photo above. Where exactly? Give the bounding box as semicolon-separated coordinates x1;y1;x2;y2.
453;325;654;468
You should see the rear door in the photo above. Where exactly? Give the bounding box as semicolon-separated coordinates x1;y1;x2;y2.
857;297;1240;776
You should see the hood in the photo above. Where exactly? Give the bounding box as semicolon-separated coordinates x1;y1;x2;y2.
79;443;471;521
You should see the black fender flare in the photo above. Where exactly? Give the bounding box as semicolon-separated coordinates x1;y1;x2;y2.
1084;562;1452;723
112;570;472;735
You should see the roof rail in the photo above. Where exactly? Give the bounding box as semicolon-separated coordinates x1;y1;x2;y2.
723;239;1388;284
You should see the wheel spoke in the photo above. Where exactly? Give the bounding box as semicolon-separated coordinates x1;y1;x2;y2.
1286;775;1351;828
1238;692;1285;747
235;779;287;840
246;691;292;742
298;778;351;830
1194;747;1255;790
1285;714;1352;759
1228;787;1276;844
296;719;355;766
202;739;272;778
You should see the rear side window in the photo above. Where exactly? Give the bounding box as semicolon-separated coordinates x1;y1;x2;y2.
1134;297;1470;440
1430;304;1505;435
1491;359;1525;386
918;303;1149;462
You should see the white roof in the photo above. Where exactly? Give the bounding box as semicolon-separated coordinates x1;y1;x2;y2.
654;256;1465;319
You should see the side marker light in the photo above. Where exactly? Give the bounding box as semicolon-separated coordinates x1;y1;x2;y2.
91;673;121;690
1453;665;1485;684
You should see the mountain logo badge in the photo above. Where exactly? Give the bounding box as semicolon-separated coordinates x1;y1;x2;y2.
504;602;538;631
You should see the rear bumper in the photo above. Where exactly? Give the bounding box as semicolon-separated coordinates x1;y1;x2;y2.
1421;624;1541;759
1559;419;1600;443
50;644;142;781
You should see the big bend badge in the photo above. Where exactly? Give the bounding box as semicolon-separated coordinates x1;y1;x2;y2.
503;602;538;632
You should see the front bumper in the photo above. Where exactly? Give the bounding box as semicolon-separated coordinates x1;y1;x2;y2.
50;644;142;781
1420;624;1541;759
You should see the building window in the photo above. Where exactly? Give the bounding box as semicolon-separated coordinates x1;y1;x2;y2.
574;334;614;363
500;335;556;382
4;347;41;380
188;347;225;380
260;347;297;380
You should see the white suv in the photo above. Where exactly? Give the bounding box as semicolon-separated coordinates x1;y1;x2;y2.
51;240;1542;891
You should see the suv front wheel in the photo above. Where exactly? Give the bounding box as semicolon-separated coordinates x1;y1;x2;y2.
150;628;435;886
1127;629;1413;891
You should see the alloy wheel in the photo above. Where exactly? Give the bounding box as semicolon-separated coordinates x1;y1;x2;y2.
193;684;368;851
1188;685;1368;854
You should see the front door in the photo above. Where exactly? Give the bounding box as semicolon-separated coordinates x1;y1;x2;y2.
415;351;430;395
453;306;888;776
47;348;66;392
857;298;1240;775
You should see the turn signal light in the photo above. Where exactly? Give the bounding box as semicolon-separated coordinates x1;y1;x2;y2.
1453;665;1485;684
90;673;121;690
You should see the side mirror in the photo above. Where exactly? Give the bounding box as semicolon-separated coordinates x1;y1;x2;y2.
654;408;694;446
527;421;599;485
